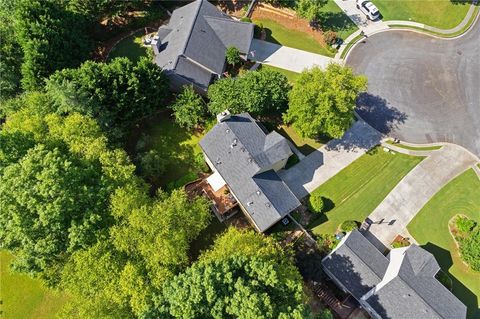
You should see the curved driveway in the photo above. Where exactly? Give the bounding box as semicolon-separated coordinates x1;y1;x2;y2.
347;19;480;156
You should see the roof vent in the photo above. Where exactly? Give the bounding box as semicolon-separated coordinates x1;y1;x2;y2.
248;158;253;163
265;202;271;208
240;147;246;152
217;110;231;123
247;201;254;206
230;138;238;148
256;190;261;196
226;129;230;133
215;157;222;165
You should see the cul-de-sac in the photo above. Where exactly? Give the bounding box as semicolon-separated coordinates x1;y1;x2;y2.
1;0;479;318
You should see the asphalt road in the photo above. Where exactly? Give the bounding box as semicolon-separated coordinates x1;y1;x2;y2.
347;19;480;157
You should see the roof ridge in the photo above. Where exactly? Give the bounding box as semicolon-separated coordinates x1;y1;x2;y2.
204;14;251;25
176;0;204;69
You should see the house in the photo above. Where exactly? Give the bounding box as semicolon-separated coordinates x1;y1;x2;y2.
322;230;467;319
151;0;254;93
199;111;301;232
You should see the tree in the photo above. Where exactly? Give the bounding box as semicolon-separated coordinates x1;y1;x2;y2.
208;69;291;115
14;0;92;90
316;309;333;319
137;149;168;183
157;256;308;319
0;144;112;279
295;0;327;22
340;220;359;232
45;57;169;140
308;193;324;213
284;64;367;139
226;46;241;67
458;226;480;271
170;85;207;129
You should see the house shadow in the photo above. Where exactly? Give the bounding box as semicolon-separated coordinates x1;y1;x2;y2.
422;242;479;319
356;92;408;135
249;39;282;62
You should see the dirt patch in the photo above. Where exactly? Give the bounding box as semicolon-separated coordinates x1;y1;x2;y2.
251;4;328;47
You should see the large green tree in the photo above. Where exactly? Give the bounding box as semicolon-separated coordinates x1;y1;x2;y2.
208;69;291;115
284;64;367;139
295;0;328;22
156;228;309;319
45;57;169;140
170;85;207;129
14;0;92;90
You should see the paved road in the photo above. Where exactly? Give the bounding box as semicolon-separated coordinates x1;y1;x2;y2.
279;120;382;199
364;144;478;250
249;39;335;72
347;19;480;157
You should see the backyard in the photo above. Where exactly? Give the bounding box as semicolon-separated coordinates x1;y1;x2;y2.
308;148;424;234
107;30;149;62
0;251;68;319
371;0;472;29
407;169;480;319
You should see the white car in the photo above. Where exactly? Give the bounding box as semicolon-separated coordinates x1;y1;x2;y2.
356;0;380;20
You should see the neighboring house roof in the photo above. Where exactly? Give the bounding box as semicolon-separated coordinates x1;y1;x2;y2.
199;113;300;232
153;0;254;88
322;230;389;299
322;230;467;319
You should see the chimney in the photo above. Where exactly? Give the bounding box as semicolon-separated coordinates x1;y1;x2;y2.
217;110;231;123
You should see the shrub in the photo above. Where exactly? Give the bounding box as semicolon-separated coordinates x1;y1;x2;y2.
340;220;359;232
137;149;167;180
323;31;337;45
316;234;338;253
308;193;324;213
391;240;409;249
225;46;241;66
456;216;476;234
458;227;480;271
240;17;252;23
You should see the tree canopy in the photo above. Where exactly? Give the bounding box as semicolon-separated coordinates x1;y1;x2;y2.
156;228;309;319
208;69;291;116
170;85;207;129
45;57;169;140
295;0;328;22
14;0;92;90
284;64;367;139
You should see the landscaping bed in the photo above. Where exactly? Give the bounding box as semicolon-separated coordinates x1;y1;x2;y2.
371;0;471;29
307;147;424;235
407;169;480;319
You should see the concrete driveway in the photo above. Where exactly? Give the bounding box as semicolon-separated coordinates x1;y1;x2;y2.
364;144;478;250
333;0;389;35
279;120;382;199
347;19;480;157
249;39;336;73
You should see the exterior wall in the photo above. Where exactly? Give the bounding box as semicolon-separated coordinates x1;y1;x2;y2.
203;152;216;172
167;73;208;96
256;156;289;174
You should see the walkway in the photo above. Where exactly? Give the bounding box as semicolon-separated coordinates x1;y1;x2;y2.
364;144;478;250
249;39;336;72
333;0;389;35
279;120;382;199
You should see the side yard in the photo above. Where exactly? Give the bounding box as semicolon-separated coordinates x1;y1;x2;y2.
407;169;480;319
372;0;472;29
0;251;68;319
308;147;424;234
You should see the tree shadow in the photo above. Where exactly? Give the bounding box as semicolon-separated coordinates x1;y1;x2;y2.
318;11;356;39
422;242;479;319
356;92;408;135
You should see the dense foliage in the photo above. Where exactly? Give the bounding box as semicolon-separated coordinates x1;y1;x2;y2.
284;64;367;139
340;220;359;232
308;193;325;213
0;109;139;282
454;216;480;271
14;0;92;90
45;57;169;140
208;69;291;115
295;0;328;22
226;46;241;66
170;85;207;129
157;228;309;319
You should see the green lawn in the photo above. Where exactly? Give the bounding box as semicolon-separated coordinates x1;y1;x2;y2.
253;18;335;57
260;64;301;83
319;0;359;40
309;148;424;234
0;251;68;319
108;30;149;63
408;169;480;319
131;114;215;189
372;0;471;29
385;140;442;151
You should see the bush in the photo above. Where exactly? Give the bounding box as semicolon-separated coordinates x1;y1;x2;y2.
308;193;324;213
323;31;337;45
225;46;241;66
316;234;338;253
456;216;476;234
240;17;252;23
458;227;480;271
340;220;359;232
194;152;209;173
137;149;167;180
391;240;409;249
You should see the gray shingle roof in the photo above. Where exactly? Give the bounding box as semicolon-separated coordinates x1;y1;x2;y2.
366;245;467;319
323;231;467;319
199;113;300;232
153;0;253;86
322;230;389;299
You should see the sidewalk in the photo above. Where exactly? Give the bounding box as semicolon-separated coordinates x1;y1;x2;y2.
249;39;337;72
